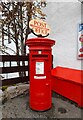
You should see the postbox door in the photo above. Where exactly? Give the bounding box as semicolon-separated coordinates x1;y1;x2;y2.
30;58;51;108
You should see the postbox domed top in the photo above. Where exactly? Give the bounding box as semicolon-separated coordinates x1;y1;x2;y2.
26;37;55;47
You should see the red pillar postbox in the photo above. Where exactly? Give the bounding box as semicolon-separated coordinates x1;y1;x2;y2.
26;37;55;111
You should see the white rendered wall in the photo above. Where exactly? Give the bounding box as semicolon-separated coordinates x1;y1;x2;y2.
43;2;82;70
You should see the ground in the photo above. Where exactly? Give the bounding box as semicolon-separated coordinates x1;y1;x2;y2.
0;92;82;119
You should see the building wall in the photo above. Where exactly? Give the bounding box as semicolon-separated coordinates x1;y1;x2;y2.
43;2;82;70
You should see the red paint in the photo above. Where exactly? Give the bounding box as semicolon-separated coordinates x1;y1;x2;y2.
51;66;83;107
79;48;83;52
26;37;55;111
79;54;83;57
79;34;83;42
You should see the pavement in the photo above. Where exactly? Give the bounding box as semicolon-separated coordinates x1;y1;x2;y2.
1;92;83;119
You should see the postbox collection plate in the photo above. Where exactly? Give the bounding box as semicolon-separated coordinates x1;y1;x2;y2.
36;62;44;74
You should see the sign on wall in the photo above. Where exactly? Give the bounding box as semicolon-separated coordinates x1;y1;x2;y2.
29;18;50;37
77;23;83;59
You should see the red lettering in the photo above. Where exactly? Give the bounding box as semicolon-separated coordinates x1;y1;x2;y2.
37;22;41;26
42;23;46;28
34;27;40;34
44;23;46;28
41;29;48;35
34;21;46;29
29;19;50;36
34;20;38;26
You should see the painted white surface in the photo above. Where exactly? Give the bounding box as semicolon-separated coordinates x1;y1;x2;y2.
1;1;82;78
43;2;82;70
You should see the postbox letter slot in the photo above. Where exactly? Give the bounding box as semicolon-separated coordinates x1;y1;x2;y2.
32;55;48;58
